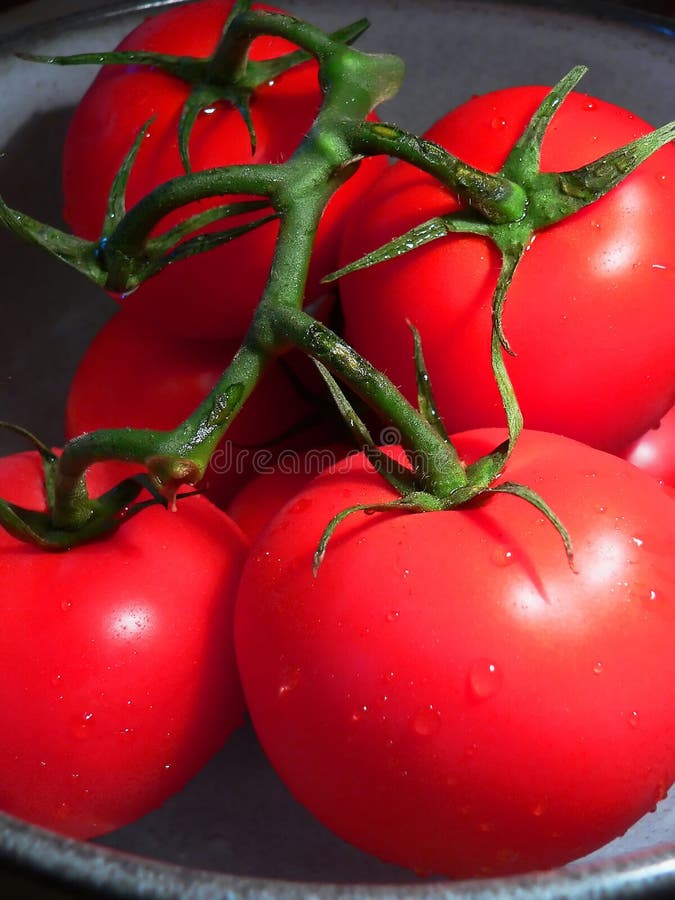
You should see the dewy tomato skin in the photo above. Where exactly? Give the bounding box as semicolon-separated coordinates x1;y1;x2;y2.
620;404;675;489
0;451;248;839
235;430;675;878
338;87;675;452
61;0;386;340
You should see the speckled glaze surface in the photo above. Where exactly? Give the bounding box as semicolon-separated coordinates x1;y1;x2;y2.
0;1;674;896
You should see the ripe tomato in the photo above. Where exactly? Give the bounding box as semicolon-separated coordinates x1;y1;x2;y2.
338;87;675;452
62;0;385;340
225;442;351;542
0;450;248;839
235;429;675;878
65;304;341;506
620;404;675;489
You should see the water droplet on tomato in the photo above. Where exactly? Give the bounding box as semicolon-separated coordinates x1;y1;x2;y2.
351;704;369;724
51;673;63;687
386;610;400;623
119;727;135;741
55;801;73;820
592;661;604;675
595;504;607;514
468;660;502;700
491;546;514;567
581;101;597;111
631;535;644;548
491;117;508;129
278;665;301;698
61;600;72;612
411;705;441;736
628;710;640;728
532;801;546;817
73;712;95;740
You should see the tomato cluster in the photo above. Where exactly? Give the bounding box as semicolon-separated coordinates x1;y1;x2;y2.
1;0;674;884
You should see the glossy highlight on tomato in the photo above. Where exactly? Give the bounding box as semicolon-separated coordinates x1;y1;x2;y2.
62;0;385;340
338;86;675;452
0;451;248;839
235;429;675;878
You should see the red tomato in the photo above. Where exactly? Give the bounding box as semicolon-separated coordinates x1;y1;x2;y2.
0;450;248;839
62;0;385;340
235;429;675;878
620;404;675;488
65;304;341;506
225;442;351;542
338;87;675;452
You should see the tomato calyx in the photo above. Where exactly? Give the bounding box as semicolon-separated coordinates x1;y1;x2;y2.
307;326;573;575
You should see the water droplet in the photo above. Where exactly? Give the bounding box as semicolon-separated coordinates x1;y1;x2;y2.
278;664;301;698
55;801;73;820
628;710;640;728
491;116;508;129
595;504;607;514
119;727;135;741
581;100;597;111
491;546;514;567
51;674;63;688
202;106;216;115
411;705;441;736
73;712;95;740
592;661;604;675
631;535;644;548
61;600;72;612
468;659;502;700
532;801;546;817
386;610;400;623
351;705;369;724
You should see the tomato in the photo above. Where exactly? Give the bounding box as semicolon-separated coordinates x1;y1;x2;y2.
620;404;675;489
0;450;248;839
225;442;351;542
62;0;385;340
338;86;675;452
235;429;675;878
65;303;342;506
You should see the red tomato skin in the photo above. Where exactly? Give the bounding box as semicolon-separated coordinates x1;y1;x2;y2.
338;87;675;452
65;304;340;506
620;404;675;488
62;0;386;340
235;430;675;878
225;442;352;542
0;451;248;839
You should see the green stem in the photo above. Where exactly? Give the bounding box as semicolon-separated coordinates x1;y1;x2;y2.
268;304;467;496
348;120;528;224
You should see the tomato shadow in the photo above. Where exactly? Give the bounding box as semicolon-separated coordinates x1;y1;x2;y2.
95;718;426;884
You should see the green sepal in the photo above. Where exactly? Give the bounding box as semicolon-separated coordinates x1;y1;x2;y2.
313;360;418;496
103;116;155;238
142;211;279;281
502;65;587;179
407;321;450;443
323;212;491;283
0;195;105;285
313;493;442;577
488;480;575;568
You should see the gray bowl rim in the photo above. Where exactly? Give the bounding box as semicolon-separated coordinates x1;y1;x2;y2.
0;0;674;897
